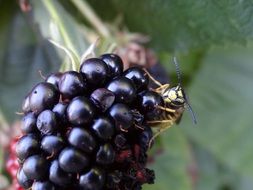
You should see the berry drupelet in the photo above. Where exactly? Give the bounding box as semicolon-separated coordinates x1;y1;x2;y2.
12;53;164;190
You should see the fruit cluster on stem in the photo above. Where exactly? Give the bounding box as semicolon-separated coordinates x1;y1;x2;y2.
10;53;169;190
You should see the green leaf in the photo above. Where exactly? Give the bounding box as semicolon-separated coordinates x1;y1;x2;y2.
144;127;192;190
31;0;89;56
0;1;60;121
180;44;253;179
192;143;253;190
88;0;253;51
0;12;61;121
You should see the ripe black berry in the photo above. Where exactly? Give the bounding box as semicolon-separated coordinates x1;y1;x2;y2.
106;76;136;103
80;58;108;87
92;116;115;141
49;160;74;187
139;126;153;151
32;181;56;190
22;95;31;113
16;53;156;190
59;147;89;173
123;67;149;91
21;112;38;134
90;88;115;112
100;53;123;78
68;127;97;153
41;135;65;158
108;103;134;131
79;167;105;190
17;168;33;189
16;134;40;161
58;71;87;99
52;102;68;124
46;72;62;89
29;82;59;114
67;96;96;125
23;155;49;180
37;110;58;135
137;90;164;118
96;143;115;165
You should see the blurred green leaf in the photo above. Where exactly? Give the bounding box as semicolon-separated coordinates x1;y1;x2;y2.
0;1;60;121
87;0;253;52
192;143;253;190
31;0;89;56
181;44;253;182
144;128;192;190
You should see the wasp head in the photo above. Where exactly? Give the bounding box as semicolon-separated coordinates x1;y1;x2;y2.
162;85;186;107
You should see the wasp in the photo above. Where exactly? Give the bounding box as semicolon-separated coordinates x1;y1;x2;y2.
144;57;197;146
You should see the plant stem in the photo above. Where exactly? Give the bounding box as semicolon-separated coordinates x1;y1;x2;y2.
42;0;77;55
42;0;80;71
71;0;111;38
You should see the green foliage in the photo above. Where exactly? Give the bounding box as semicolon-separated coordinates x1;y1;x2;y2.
1;1;253;190
144;128;192;190
0;1;60;121
88;0;253;51
181;44;253;182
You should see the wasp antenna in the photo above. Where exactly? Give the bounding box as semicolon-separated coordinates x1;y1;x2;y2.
173;57;182;85
186;102;197;124
184;92;197;124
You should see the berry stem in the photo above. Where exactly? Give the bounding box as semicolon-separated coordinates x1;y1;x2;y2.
49;39;80;71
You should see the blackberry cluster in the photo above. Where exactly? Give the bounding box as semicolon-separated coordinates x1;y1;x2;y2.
15;54;161;190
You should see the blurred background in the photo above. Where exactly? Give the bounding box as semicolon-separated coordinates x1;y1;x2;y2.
1;0;253;189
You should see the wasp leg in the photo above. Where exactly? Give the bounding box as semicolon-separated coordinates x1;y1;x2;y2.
155;84;170;92
148;123;174;148
143;68;163;87
156;105;175;113
134;123;145;130
147;119;173;124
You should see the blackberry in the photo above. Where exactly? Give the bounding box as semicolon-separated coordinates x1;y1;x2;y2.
67;96;96;125
92;116;115;141
58;147;90;173
106;76;136;103
80;58;108;87
108;103;134;132
46;72;63;89
23;155;49;180
32;181;56;190
49;160;74;187
123;67;149;92
16;134;40;162
41;136;65;158
58;71;87;100
17;168;33;189
36;110;58;135
21;112;38;134
52;102;68;124
15;53;156;190
27;82;60;115
79;167;105;190
137;90;164;119
100;53;124;78
90;88;115;112
68;127;97;153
